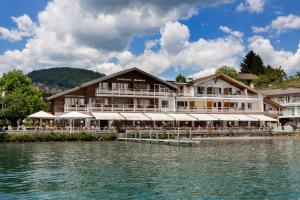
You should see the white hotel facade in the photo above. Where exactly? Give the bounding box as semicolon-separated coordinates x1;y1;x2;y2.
47;67;277;125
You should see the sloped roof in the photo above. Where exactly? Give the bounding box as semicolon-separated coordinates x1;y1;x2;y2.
263;98;283;109
192;73;259;94
47;67;177;100
238;73;258;80
261;87;300;96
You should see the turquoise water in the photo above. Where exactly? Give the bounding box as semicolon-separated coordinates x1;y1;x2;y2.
0;140;300;200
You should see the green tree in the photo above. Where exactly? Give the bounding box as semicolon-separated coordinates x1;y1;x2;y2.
240;50;265;75
253;65;287;88
0;70;48;125
176;74;186;83
216;66;240;80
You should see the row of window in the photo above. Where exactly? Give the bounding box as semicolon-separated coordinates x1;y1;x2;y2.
196;86;241;95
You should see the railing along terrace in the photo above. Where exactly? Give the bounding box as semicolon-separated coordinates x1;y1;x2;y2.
88;103;174;112
124;127;273;138
195;93;259;99
96;88;175;97
64;104;88;112
64;103;263;113
264;110;282;115
176;107;262;113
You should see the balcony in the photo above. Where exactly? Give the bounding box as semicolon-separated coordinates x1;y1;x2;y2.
177;92;259;99
64;104;262;113
96;88;175;97
195;93;259;99
64;104;174;113
176;106;262;114
64;104;88;112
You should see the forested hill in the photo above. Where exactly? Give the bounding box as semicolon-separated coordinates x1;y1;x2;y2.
28;67;105;97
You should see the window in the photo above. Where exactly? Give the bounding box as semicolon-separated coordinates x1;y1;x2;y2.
112;98;129;105
230;102;238;108
213;102;217;108
95;98;108;107
179;86;184;92
100;82;108;89
134;83;149;90
241;103;245;110
0;103;3;110
137;99;151;108
65;97;85;107
162;100;169;108
177;101;187;107
112;83;117;90
248;103;252;109
197;87;205;94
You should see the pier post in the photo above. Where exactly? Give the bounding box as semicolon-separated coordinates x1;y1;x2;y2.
177;128;180;144
125;129;128;140
139;130;141;141
150;129;152;143
189;127;192;146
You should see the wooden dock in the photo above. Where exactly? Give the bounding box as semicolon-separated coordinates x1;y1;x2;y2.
118;137;199;145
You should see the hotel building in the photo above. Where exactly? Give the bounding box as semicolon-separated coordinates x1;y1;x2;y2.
47;67;277;125
262;88;300;127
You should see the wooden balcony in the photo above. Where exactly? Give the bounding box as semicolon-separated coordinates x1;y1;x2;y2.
64;104;262;113
95;88;175;97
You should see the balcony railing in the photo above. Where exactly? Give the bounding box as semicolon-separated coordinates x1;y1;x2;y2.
64;104;262;113
176;107;262;113
96;88;175;97
264;110;282;115
194;93;259;99
64;104;88;112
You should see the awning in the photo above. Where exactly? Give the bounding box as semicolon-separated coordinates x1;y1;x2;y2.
144;113;174;121
230;114;259;121
166;114;197;121
28;111;56;119
58;111;93;119
209;114;239;121
119;113;151;121
91;112;125;120
248;114;277;122
189;114;219;121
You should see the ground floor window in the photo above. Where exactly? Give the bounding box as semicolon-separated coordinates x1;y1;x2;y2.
162;100;169;108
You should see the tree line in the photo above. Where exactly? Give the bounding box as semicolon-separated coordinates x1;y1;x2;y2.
176;50;290;89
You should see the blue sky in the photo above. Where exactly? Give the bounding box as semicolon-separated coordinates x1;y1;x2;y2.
0;0;300;78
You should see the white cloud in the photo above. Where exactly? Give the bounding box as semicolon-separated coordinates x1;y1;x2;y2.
0;14;36;42
160;21;190;54
271;14;300;34
188;68;217;79
252;14;300;34
115;22;245;75
0;0;238;75
248;35;300;73
236;0;266;13
251;26;269;33
220;25;243;39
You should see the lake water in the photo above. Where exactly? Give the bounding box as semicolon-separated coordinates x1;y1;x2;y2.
0;140;300;200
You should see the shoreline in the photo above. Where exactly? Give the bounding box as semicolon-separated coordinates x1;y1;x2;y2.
0;131;299;143
192;135;300;141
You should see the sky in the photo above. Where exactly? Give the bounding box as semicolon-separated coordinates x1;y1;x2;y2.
0;0;300;79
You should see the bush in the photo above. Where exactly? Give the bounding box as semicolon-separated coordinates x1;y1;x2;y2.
0;132;116;142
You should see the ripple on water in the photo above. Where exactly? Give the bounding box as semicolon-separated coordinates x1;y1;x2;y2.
0;140;300;200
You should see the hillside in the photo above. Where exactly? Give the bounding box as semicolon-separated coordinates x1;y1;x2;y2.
260;77;300;90
28;67;105;97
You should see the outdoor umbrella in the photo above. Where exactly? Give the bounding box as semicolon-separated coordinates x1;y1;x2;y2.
27;111;56;126
58;111;93;132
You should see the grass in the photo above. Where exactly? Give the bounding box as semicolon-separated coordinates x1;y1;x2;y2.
262;77;300;90
0;132;117;142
